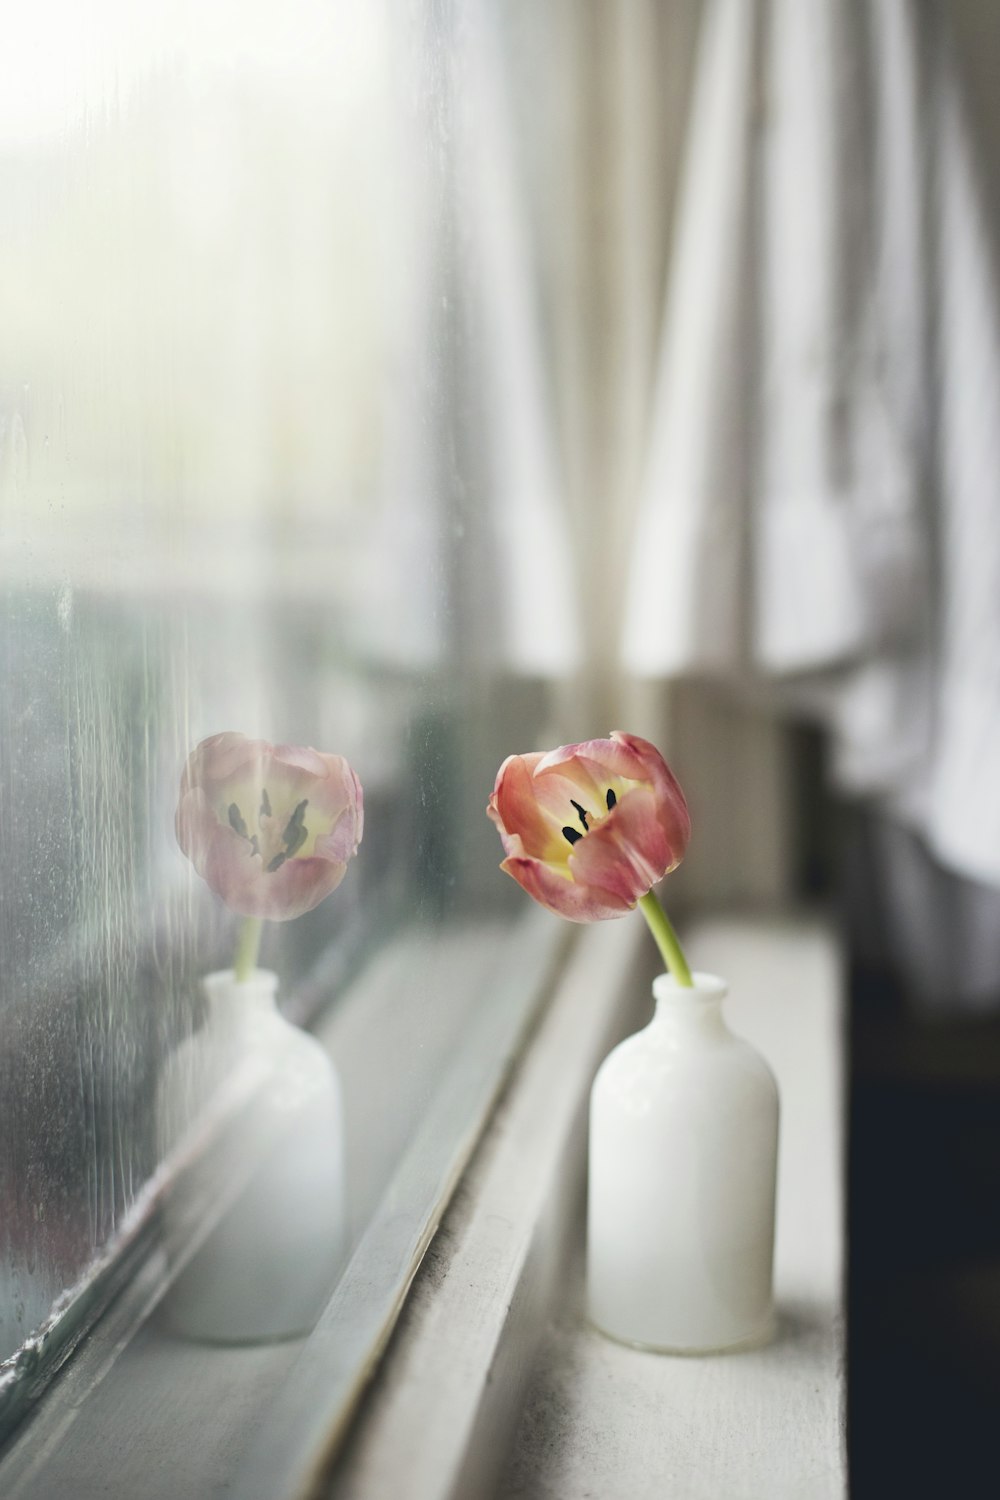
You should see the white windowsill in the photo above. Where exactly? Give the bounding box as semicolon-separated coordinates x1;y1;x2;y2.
0;911;844;1500
322;912;846;1500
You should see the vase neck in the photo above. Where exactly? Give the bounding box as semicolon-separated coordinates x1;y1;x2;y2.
201;969;280;1026
651;971;729;1038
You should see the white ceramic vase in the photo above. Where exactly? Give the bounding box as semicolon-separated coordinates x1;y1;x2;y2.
157;969;347;1343
587;970;778;1353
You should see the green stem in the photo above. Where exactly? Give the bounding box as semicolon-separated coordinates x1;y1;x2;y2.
233;917;263;984
637;889;693;987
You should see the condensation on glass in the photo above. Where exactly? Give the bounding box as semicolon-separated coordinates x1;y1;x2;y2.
0;1;569;1379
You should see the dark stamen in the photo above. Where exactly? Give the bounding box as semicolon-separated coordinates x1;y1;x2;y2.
228;803;249;839
570;799;590;831
285;822;308;858
562;826;583;846
283;799;308;843
260;788;271;820
266;852;287;873
606;788;617;810
249;835;260;858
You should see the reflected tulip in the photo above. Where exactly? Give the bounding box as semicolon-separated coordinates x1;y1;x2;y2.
487;731;690;922
176;733;363;920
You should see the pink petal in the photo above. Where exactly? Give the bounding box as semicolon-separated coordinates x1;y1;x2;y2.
315;800;362;865
253;752;338;813
611;732;691;850
536;738;619;779
175;787;226;869
176;740;364;920
567;786;674;903
270;743;332;780
609;783;681;878
500;856;632;922
177;791;350;920
177;788;271;916
261;855;348;921
544;733;690;857
541;733;642;786
532;748;607;803
530;767;606;831
491;749;609;851
347;762;364;845
490;754;566;861
180;733;268;795
302;753;364;822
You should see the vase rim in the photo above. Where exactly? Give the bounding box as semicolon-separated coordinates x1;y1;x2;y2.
652;970;728;1002
201;967;279;996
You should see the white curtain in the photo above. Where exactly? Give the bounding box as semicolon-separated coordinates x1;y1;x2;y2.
622;0;757;678
454;0;578;676
620;0;1000;897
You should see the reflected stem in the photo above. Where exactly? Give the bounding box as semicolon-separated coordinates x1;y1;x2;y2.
637;890;693;987
234;917;263;984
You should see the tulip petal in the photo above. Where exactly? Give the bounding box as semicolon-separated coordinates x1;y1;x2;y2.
552;734;690;851
315;799;362;865
567;786;676;904
177;788;273;916
500;856;632;922
490;753;567;861
611;732;691;838
344;762;365;845
271;743;332;779
262;854;348;920
532;751;607;807
180;733;266;795
542;731;651;791
303;754;365;824
176;734;363;920
488;731;690;926
531;768;607;832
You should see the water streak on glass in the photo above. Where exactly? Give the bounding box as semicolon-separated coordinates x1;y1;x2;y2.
0;0;561;1376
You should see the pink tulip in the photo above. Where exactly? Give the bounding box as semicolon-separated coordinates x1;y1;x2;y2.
176;733;363;921
487;731;690;922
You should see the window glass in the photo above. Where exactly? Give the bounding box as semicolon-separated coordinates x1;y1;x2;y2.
0;0;567;1385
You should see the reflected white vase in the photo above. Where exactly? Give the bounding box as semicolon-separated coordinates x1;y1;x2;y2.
587;971;778;1353
157;969;347;1344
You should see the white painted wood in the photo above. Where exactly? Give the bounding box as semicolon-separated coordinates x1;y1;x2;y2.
323;916;651;1500
321;914;844;1500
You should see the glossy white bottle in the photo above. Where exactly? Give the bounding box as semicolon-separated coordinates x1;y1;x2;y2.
587;971;778;1353
157;969;347;1343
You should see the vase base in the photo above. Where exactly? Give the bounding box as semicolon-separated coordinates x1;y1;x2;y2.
160;1316;315;1347
587;1311;776;1357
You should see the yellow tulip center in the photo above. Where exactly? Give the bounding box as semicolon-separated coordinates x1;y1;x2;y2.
225;788;311;873
560;786;617;848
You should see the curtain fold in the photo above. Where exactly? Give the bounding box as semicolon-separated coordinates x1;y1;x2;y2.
455;0;579;676
754;0;926;676
622;0;758;678
620;0;1000;900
